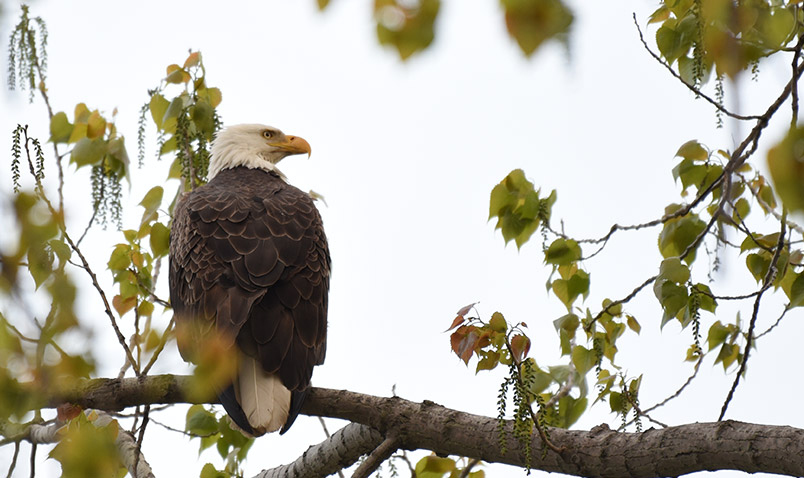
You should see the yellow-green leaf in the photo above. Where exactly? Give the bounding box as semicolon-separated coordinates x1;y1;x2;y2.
150;222;170;258
49;112;73;143
502;0;573;57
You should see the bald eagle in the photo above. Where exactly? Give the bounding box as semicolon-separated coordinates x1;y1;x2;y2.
169;124;330;436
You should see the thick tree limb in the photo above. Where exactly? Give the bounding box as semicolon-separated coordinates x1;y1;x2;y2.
34;374;804;477
1;412;154;478
255;423;382;478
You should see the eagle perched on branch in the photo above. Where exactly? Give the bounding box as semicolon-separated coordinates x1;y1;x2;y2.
169;124;330;435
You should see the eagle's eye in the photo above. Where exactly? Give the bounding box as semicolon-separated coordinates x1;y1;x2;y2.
262;130;274;139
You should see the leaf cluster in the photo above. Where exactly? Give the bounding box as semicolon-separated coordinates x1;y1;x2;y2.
141;51;222;191
186;405;254;478
651;0;800;81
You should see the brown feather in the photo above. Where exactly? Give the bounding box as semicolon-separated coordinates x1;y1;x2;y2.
169;166;329;434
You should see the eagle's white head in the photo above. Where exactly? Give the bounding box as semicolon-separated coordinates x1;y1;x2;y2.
208;124;312;180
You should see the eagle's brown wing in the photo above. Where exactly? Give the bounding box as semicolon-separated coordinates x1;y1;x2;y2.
169;167;329;431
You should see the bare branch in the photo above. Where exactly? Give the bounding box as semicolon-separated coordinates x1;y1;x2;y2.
352;434;401;478
719;212;787;421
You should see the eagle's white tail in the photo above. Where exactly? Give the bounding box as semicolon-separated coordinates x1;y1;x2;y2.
236;357;291;435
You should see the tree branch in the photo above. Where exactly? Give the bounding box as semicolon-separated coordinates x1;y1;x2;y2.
30;375;804;477
351;434;401;478
255;423;383;478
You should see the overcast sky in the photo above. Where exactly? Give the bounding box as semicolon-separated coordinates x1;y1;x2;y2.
1;0;801;477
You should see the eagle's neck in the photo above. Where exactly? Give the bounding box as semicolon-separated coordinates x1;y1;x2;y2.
208;145;287;182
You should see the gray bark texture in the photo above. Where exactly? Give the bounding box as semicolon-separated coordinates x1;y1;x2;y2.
45;374;804;477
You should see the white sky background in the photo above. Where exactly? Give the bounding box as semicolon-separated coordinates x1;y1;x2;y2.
0;0;801;477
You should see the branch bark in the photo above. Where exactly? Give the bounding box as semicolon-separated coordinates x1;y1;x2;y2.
31;374;804;477
255;423;382;478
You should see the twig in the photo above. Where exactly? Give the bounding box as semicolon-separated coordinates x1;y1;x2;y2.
738;171;804;236
351;435;401;478
75;207;98;247
317;417;345;478
28;443;35;478
133;405;150;478
18;131;141;376
755;305;791;339
5;441;20;478
639;355;703;418
585;275;657;332
459;458;482;478
719;211;787;421
792;34;802;127
141;317;175;376
633;13;762;122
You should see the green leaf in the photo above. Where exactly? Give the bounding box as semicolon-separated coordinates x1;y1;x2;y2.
198;87;222;108
658;257;690;284
107;137;130;173
139;186;164;217
672;158;706;193
150;222;170;258
571;345;595;375
199;463;229;478
74;103;91;123
707;320;729;351
767;125;804;213
658;211;706;263
552;269;590;309
553;313;579;334
609;391;623;413
48;238;72;265
49;112;74;143
558;395;587;428
656;23;684;64
746;253;770;282
107;244;131;271
489;311;507;333
49;414;125;478
70;137;108;167
653;279;689;328
785;271;804;307
162;96;186;133
27;244;53;289
501;0;573;57
165;64;190;84
149;94;170;130
715;343;740;370
675;140;708;161
544;238;582;265
490;169;553;249
415;455;456;474
375;0;440;60
476;350;500;373
626;315;641;334
692;283;717;313
758;7;795;48
186;405;219;436
86;111;106;140
191;100;215;136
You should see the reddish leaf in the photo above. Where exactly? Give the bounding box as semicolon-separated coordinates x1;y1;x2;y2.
112;294;136;316
446;315;465;332
510;334;531;363
456;302;477;317
57;403;82;421
450;326;479;364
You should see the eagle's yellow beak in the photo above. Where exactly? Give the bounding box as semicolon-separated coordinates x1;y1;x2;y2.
271;135;311;158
